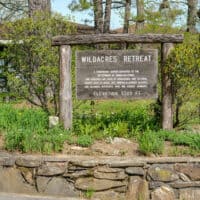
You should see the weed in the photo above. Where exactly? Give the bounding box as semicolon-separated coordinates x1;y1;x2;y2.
84;188;95;199
77;135;94;147
138;130;164;155
0;104;68;153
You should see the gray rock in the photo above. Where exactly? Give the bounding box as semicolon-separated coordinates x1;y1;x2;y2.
179;189;200;200
0;167;36;194
94;170;127;180
148;166;179;182
0;157;15;166
44;177;78;197
175;163;200;181
75;177;126;191
37;176;78;197
37;162;67;176
149;181;166;189
16;157;41;168
170;181;200;189
151;186;175;200
93;191;126;200
114;186;127;193
49;116;59;128
36;176;51;193
111;137;132;144
179;173;191;182
63;169;93;179
96;166;123;173
19;167;35;186
126;176;149;200
125;167;145;176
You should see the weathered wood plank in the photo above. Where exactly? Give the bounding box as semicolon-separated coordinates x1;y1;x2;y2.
59;45;72;130
76;49;158;100
161;43;174;130
52;34;184;46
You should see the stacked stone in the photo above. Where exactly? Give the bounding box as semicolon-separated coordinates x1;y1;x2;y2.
0;154;200;200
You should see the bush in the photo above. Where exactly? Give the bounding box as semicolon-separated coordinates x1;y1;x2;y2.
138;131;164;155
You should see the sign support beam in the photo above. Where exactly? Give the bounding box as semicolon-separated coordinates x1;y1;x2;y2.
59;45;72;130
161;43;174;130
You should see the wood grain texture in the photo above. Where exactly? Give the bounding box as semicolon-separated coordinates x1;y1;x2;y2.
59;45;72;130
52;34;184;46
161;43;174;130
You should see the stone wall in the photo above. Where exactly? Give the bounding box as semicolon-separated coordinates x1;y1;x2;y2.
0;153;200;200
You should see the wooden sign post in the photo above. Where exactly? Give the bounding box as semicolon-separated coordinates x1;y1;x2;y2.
59;45;72;130
52;34;184;130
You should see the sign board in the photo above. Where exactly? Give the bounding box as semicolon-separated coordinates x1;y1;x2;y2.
76;49;158;100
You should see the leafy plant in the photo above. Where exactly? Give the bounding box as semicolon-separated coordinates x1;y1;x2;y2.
0;104;68;153
138;130;164;155
3;12;75;114
77;135;94;147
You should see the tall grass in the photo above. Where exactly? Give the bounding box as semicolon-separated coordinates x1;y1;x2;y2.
0;104;68;153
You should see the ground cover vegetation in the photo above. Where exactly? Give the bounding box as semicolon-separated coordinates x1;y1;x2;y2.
0;100;199;155
0;1;199;155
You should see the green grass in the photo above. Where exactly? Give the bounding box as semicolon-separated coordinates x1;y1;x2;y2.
138;130;200;156
158;130;200;151
0;102;199;155
73;100;160;140
0;103;68;153
138;130;164;155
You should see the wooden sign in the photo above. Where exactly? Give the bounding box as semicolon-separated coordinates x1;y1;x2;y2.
76;50;158;100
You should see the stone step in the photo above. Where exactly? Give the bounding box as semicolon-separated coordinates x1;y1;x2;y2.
0;192;89;200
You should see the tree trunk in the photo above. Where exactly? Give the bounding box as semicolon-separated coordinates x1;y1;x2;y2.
93;0;103;33
103;0;112;33
123;0;131;33
187;0;198;33
28;0;51;17
136;0;145;32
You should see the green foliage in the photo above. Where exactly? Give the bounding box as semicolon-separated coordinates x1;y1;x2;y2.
84;188;95;199
138;130;164;155
73;100;160;140
3;12;75;114
69;0;91;11
168;33;200;126
0;103;48;131
158;130;200;151
0;104;68;153
77;135;94;147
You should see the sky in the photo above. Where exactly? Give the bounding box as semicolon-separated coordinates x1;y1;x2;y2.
51;0;122;29
51;0;200;31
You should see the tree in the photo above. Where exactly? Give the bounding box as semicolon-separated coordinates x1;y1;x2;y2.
28;0;51;17
187;0;198;33
122;0;131;33
136;0;144;32
167;33;200;127
93;0;103;33
0;0;27;21
69;0;111;33
103;0;112;33
3;13;75;114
